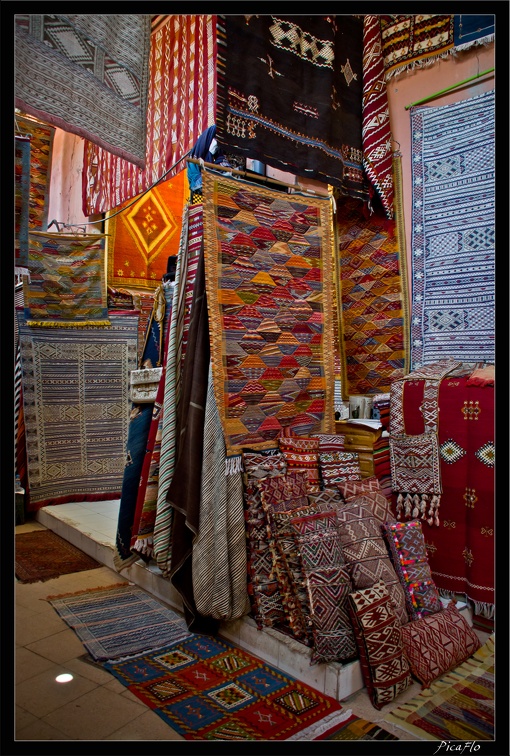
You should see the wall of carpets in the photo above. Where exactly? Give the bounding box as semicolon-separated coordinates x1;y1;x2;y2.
14;15;495;683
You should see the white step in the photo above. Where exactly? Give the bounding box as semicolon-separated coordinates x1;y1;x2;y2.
36;504;364;702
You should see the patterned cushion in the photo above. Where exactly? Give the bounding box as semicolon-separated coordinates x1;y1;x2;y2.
291;511;357;664
400;602;481;688
312;433;345;452
319;450;362;488
349;493;395;525
258;470;309;513
382;520;442;621
308;489;344;510
243;451;287;480
278;437;321;493
335;503;408;626
337;475;382;501
348;580;412;710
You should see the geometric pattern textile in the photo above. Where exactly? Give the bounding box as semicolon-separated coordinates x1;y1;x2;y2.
389;433;442;524
400;602;481;689
15;529;100;583
319;451;363;488
103;634;356;740
106;172;188;290
18;312;138;510
15;15;151;166
337;475;383;502
15;136;30;268
335;194;409;396
453;15;495;52
348;581;412;710
23;232;109;326
383;635;494;741
291;511;357;664
382;520;442;621
278;437;321;494
380;15;455;81
362;16;394;219
348;492;395;526
399;375;494;619
82;15;216;216
48;584;191;662
335;503;409;626
216;15;369;201
410;90;495;368
202;170;336;455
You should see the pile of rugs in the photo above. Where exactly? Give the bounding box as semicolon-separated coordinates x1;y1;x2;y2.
240;432;484;711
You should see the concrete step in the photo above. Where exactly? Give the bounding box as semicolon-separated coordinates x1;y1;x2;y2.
36;504;364;702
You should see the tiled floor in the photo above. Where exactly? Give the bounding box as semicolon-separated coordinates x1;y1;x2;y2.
14;511;491;742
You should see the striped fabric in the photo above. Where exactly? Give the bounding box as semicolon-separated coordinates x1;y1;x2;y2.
192;364;250;622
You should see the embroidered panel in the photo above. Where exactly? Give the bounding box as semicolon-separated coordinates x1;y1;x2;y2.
278;437;321;494
335;195;409;396
410;90;494;368
202;170;336;455
18;312;138;510
216;15;368;201
348;581;412;710
380;15;454;81
320;451;362;488
16;14;151;166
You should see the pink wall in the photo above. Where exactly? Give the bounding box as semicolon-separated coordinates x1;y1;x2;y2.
47;129;95;231
386;44;495;289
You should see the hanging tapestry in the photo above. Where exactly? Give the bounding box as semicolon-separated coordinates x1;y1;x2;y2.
15;15;150;166
83;15;216;216
453;15;495;52
23;232;109;327
362;16;393;219
15;137;30;267
396;372;494;620
18;312;138;511
380;15;454;81
410;90;495;369
14;116;55;269
335;187;410;397
106;172;188;290
202;170;336;458
216;15;368;201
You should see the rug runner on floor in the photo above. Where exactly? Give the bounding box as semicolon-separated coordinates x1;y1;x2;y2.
15;529;100;583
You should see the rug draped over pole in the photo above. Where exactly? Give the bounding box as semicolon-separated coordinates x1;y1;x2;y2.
380;15;455;81
15;14;151;167
18;312;138;510
215;15;368;201
202;170;336;463
410;90;495;369
82;15;216;216
192;363;251;622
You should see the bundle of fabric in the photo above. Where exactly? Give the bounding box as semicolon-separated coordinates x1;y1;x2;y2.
372;393;390;429
372;435;392;500
389;358;461;526
390;362;494;622
16;14;151;166
216;15;368;201
107;286;135;310
82;15;216;216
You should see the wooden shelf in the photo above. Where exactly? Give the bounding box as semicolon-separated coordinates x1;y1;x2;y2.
335;421;383;478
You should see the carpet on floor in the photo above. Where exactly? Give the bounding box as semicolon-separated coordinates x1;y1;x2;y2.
48;583;191;662
383;635;494;741
103;633;394;741
15;529;101;583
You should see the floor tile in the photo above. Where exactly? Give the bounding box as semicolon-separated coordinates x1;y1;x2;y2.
16;610;68;647
41;684;147;740
15;705;39;732
25;627;88;664
16;668;98;718
63;655;115;686
16;647;59;684
16;719;73;740
104;709;184;740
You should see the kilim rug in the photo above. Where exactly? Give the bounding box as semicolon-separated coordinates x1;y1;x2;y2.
397;373;494;620
380;15;455;80
202;170;336;459
24;232;109;327
14;116;55;269
383;635;494;741
454;15;495;52
83;15;216;216
15;136;30;268
15;15;151;166
48;584;191;662
216;15;368;201
410;90;495;369
15;530;100;583
103;634;359;740
18;312;138;511
335;188;410;397
106;171;188;290
323;718;397;740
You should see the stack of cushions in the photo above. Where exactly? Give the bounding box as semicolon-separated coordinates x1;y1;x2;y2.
258;470;313;641
400;601;481;688
382;519;442;621
312;434;362;489
242;450;288;629
337;476;394;524
278;436;321;493
348;580;413;709
291;510;357;665
335;502;409;626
